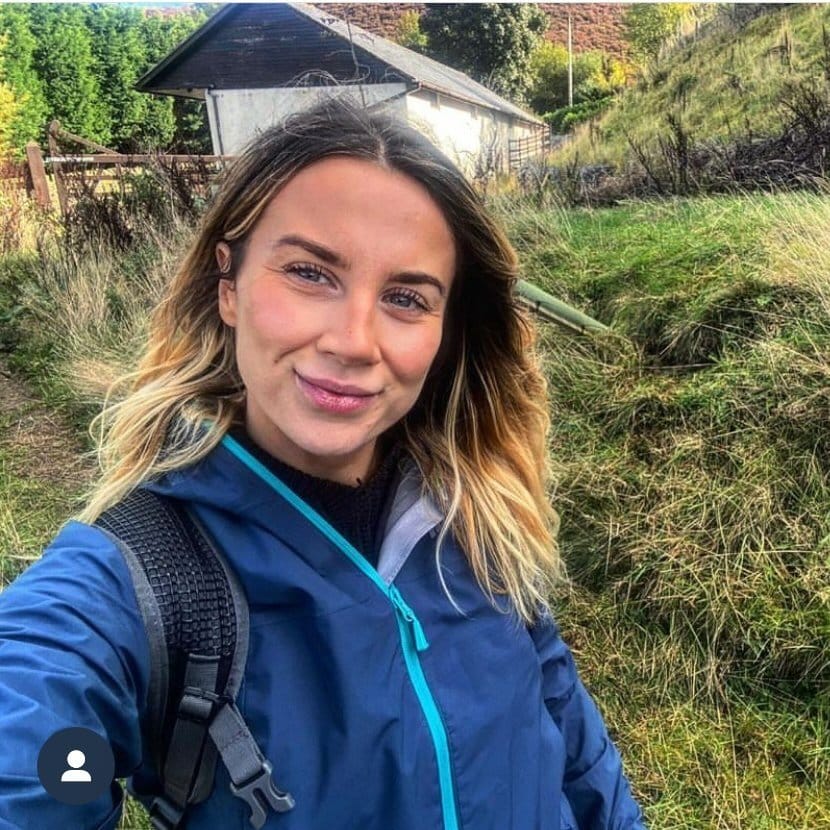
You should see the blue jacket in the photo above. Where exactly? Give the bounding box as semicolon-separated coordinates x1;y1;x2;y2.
0;433;646;829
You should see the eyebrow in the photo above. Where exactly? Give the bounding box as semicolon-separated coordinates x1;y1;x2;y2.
271;234;447;297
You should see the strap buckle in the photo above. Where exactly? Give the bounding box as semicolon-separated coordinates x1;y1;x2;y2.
178;686;232;723
230;759;295;828
149;794;186;830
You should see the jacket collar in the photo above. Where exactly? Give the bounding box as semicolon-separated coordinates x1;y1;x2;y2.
377;457;443;584
145;433;443;587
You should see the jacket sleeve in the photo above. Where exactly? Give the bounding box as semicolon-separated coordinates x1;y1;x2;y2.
0;520;150;830
529;610;646;830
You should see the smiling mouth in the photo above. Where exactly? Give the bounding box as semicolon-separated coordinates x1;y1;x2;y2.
295;371;379;397
294;371;380;414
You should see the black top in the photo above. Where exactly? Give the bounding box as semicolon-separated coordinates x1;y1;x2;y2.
228;425;407;567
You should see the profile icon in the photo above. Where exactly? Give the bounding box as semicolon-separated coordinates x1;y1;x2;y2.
60;749;93;783
38;727;114;805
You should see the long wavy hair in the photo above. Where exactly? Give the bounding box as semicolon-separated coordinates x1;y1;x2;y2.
79;96;562;623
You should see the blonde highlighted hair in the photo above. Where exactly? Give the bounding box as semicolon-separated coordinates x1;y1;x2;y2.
79;97;562;623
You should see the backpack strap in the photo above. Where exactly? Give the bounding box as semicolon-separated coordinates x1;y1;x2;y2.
95;488;294;828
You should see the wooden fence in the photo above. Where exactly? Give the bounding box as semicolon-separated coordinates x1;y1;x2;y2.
508;128;554;172
24;121;233;216
19;121;557;211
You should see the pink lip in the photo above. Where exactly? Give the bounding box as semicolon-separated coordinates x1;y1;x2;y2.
299;373;377;396
295;372;379;414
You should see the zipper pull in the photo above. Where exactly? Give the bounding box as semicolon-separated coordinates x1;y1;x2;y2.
389;586;430;652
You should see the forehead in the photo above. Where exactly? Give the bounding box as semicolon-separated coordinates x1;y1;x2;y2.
250;157;457;266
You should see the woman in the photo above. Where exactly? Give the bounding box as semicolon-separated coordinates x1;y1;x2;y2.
0;98;645;829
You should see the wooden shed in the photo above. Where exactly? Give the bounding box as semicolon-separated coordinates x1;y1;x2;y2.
135;2;548;176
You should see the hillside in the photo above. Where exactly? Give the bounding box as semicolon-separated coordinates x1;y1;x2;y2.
323;3;629;56
558;4;830;169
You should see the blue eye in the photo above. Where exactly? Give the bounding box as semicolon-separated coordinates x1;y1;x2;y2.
387;290;429;312
284;263;330;284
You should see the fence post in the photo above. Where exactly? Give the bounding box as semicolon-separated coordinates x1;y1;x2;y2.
47;119;69;216
25;142;51;211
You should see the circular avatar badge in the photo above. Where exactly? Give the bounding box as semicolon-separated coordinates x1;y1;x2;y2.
37;727;115;805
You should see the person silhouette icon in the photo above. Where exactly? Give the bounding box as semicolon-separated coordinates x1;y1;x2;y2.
60;750;92;783
37;726;114;804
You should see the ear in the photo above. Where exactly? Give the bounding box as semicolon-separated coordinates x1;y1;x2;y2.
218;277;237;328
215;241;232;274
216;242;237;327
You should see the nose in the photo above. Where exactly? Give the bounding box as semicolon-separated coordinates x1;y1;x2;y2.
316;292;381;365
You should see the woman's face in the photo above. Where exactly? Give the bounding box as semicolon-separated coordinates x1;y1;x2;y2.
217;156;457;485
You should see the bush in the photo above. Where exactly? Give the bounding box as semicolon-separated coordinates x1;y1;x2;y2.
544;96;615;133
62;158;210;253
529;43;631;115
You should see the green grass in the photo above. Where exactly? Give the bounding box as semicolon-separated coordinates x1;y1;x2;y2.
496;190;830;828
562;592;830;829
559;5;830;170
2;190;830;827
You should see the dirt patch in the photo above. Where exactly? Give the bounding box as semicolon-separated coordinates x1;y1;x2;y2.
0;359;95;489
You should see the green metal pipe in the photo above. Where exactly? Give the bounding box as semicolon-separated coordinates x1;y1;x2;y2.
516;279;607;334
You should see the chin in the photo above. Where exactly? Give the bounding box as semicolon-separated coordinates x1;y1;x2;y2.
287;428;375;460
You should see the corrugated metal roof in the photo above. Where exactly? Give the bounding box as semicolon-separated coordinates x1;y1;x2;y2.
136;3;543;126
293;4;542;124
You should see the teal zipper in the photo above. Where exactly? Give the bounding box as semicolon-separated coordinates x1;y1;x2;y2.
222;434;460;830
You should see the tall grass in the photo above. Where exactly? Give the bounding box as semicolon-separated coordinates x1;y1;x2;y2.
497;190;830;827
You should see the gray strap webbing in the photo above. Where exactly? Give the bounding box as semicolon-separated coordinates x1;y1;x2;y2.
209;704;295;828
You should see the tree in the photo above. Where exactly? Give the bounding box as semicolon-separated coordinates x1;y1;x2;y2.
85;5;154;151
421;4;549;103
0;36;22;156
623;3;694;64
528;43;630;115
394;10;428;53
0;6;49;152
29;4;112;146
139;8;211;153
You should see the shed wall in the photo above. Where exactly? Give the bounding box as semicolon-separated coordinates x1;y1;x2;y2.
405;92;537;176
206;85;407;154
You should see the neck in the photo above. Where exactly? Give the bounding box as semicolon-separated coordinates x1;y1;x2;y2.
242;418;386;487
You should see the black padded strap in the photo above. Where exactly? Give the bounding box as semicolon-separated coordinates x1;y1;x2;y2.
95;490;240;760
96;488;293;828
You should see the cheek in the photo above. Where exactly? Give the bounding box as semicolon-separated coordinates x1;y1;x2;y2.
386;324;445;386
241;286;312;347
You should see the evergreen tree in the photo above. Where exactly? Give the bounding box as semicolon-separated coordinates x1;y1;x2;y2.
138;8;210;153
29;4;112;146
85;4;152;151
0;6;49;152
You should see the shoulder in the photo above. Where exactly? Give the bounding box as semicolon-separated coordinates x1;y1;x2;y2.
6;519;142;606
0;519;151;695
0;521;149;826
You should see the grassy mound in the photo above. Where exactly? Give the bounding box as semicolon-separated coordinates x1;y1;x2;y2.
499;190;830;826
554;4;830;188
